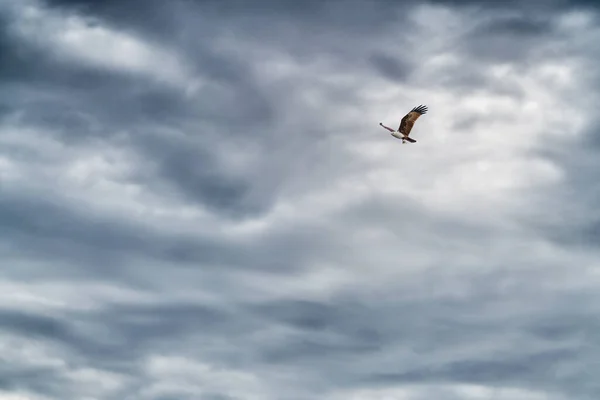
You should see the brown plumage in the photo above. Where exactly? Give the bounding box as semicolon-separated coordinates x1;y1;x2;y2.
398;104;428;137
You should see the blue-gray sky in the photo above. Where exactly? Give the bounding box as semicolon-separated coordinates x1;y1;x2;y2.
1;0;599;399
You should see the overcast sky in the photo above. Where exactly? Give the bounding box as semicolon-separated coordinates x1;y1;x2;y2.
1;0;600;399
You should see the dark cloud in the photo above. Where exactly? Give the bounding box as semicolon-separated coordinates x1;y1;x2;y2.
429;0;598;11
374;349;574;383
0;39;277;217
1;0;600;399
480;15;555;36
369;53;412;82
524;115;600;252
0;309;74;344
0;187;347;279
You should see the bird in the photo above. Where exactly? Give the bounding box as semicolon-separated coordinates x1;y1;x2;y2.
379;104;428;144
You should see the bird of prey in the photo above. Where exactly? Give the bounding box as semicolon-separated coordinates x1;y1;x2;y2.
379;104;428;144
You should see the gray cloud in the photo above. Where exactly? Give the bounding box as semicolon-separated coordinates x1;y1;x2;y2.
369;53;412;82
1;0;599;399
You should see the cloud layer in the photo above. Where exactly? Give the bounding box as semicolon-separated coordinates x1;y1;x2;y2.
1;0;600;399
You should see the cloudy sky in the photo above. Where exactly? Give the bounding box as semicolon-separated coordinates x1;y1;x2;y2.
1;0;600;399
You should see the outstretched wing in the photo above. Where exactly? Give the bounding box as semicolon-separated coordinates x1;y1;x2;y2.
398;104;428;136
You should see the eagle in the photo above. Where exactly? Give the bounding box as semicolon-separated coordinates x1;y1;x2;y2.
379;104;428;144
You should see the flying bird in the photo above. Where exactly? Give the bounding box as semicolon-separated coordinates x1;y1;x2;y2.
379;104;428;144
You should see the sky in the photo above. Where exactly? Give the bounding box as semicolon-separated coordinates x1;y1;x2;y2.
0;0;600;399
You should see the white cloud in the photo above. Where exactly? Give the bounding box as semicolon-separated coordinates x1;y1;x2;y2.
0;120;226;239
0;394;50;400
141;356;268;400
2;0;201;94
327;384;564;400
